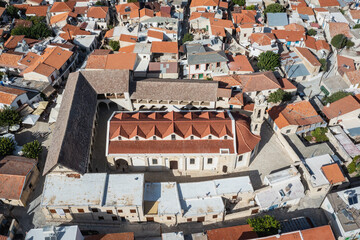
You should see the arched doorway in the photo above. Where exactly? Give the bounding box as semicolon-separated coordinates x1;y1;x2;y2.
115;159;129;172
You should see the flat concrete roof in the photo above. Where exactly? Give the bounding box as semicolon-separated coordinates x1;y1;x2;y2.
304;154;334;188
181;197;224;217
214;176;254;195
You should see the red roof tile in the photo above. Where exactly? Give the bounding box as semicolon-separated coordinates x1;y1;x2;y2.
87;6;108;19
350;10;360;19
116;2;140;15
207;225;257;240
272;30;306;42
85;232;134;240
322;95;360;119
321;163;345;184
227;55;254;72
0;86;26;105
257;225;335;240
119;34;138;43
190;0;219;8
249;32;276;46
4;35;25;49
147;29;164;40
295;47;321;66
337;55;355;76
319;0;340;7
26;5;49;16
345;70;360;85
328;22;351;38
151;41;178;54
297;7;314;15
50;1;75;13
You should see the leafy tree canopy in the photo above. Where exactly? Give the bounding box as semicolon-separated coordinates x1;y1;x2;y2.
257;51;280;71
323;91;352;105
331;34;348;49
307;29;317;36
247;215;281;237
0;137;15;156
268;89;292;103
319;58;327;72
22;140;42;159
245;5;256;10
346;40;355;49
232;0;245;6
354;24;360;29
0;106;21;127
109;40;120;51
6;6;20;19
182;33;194;44
94;1;105;5
11;22;52;40
265;3;285;14
127;0;138;3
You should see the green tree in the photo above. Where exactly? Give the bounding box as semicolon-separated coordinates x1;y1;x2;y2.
268;89;292;103
354;24;360;29
323;91;352;105
127;0;138;2
247;215;281;237
319;58;327;72
109;40;120;51
307;29;317;36
257;51;280;71
6;6;20;19
11;22;51;39
94;1;105;5
0;137;15;156
245;5;256;10
182;33;194;44
331;34;348;49
22;140;42;159
265;3;285;14
346;40;355;49
0;106;21;128
232;0;245;6
26;16;46;25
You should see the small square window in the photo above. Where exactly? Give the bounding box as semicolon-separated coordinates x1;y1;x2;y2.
224;136;228;140
92;208;98;212
207;158;213;164
190;136;194;140
196;64;200;69
286;129;291;134
135;136;139;140
171;134;176;140
213;215;217;218
187;218;192;222
77;209;84;213
112;216;118;221
217;62;220;67
130;209;136;213
167;216;172;220
118;209;123;213
238;156;243;162
153;136;156;140
152;159;158;164
208;135;212;139
118;136;121;140
232;195;237;200
63;209;70;213
190;158;195;164
98;216;104;220
107;210;113;214
49;209;56;214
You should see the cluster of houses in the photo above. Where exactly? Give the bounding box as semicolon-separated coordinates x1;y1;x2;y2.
1;0;360;238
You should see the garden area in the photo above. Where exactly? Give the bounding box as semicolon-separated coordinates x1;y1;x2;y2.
304;127;329;143
347;156;360;176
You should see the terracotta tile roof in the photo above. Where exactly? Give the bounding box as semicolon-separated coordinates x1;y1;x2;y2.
249;32;275;46
350;10;360;19
140;8;154;18
189;11;216;20
41;46;73;70
19;52;40;66
85;232;134;240
278;78;296;90
337;55;355;76
130;9;139;19
147;29;163;40
120;34;137;43
13;4;29;10
256;225;335;240
74;6;88;15
268;100;324;129
108;111;260;155
207;225;257;240
345;70;360;86
26;5;49;16
116;2;139;15
322;95;360;119
321;163;346;184
87;6;108;19
219;1;228;9
319;0;340;7
32;63;56;76
86;52;137;70
210;17;234;29
104;28;114;38
4;35;25;49
295;47;321;66
315;39;330;51
50;12;69;25
284;23;305;31
227;54;254;72
118;45;136;53
0;52;23;69
213;71;281;92
190;0;219;8
0;7;5;16
232;12;256;25
151;41;178;54
211;26;226;37
0;86;26;105
0;156;37;200
272;30;306;42
60;24;91;40
50;1;75;13
296;7;314;15
229;92;244;106
328;22;351;38
156;11;171;18
313;7;328;12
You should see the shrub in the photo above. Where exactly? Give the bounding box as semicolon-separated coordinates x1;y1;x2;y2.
268;89;292;103
22;140;42;159
0;106;21;128
346;40;355;49
319;58;327;72
331;34;348;49
247;215;281;237
246;5;256;10
323;91;352;105
257;51;280;71
354;24;360;29
307;29;317;36
182;33;194;44
232;0;245;6
0;137;15;156
11;22;52;40
109;40;120;51
6;6;19;19
265;3;285;14
94;0;105;5
311;127;328;143
348;156;360;174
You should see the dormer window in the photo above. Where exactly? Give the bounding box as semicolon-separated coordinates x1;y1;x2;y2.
190;136;194;140
135;136;139;141
118;136;121;140
224;136;228;140
208;135;212;139
171;134;176;140
153;136;156;140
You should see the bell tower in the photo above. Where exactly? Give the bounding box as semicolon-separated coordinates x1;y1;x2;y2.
250;94;268;135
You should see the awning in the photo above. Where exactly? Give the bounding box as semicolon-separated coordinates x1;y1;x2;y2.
49;107;59;124
42;84;56;98
22;114;40;126
33;101;48;115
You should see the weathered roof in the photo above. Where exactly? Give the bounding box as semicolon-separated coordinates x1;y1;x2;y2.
188;50;227;65
130;78;218;102
0;86;26;105
207;225;257;240
43;72;98;175
322;95;360;119
267;13;288;26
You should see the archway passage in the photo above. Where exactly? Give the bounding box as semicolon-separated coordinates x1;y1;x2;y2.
115;159;129;172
